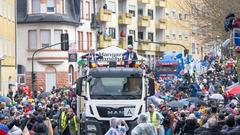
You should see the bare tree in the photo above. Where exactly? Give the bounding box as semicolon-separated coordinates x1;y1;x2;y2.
180;0;240;44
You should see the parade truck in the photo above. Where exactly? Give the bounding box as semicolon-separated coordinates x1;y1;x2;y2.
76;47;154;134
155;52;184;79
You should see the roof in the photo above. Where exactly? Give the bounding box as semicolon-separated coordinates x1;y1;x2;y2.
89;68;143;77
17;0;80;25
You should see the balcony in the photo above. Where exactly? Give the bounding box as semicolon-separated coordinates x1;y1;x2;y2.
156;0;166;8
118;37;127;49
155;45;161;52
118;13;132;25
138;0;150;4
137;41;151;51
96;8;112;22
156;18;166;29
138;16;150;27
98;35;112;49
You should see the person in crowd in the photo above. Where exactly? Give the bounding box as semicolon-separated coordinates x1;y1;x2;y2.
32;115;48;135
81;47;103;68
105;117;119;135
224;115;240;135
122;45;138;67
67;108;79;135
147;104;161;133
174;113;186;135
117;119;129;135
182;114;200;135
200;118;222;135
221;115;235;134
131;114;157;135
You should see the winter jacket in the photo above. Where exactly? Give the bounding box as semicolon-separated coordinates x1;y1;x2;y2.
224;126;240;135
183;119;200;135
200;128;222;135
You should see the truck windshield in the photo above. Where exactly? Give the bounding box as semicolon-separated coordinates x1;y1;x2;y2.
90;77;142;99
158;66;177;71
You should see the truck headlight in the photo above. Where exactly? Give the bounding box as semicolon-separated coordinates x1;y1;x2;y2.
87;125;97;132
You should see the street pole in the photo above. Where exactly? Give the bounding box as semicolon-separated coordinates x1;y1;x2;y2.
77;65;82;135
31;42;66;97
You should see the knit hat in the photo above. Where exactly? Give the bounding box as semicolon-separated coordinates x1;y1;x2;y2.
0;123;9;135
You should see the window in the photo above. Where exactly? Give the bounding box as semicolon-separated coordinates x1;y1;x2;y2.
171;10;176;19
148;9;153;20
148;32;153;42
28;30;37;49
129;30;135;40
179;13;182;20
138;32;144;40
85;1;90;20
0;0;2;16
40;30;51;47
3;0;6;17
109;28;116;39
81;0;84;19
184;14;188;20
129;5;135;17
47;0;55;13
32;0;40;13
184;32;189;40
166;30;170;39
178;31;182;40
87;32;92;50
68;65;74;85
11;5;15;21
8;3;11;20
54;30;62;49
17;65;26;84
192;43;196;54
171;30;176;40
78;31;84;51
138;9;143;16
108;1;116;13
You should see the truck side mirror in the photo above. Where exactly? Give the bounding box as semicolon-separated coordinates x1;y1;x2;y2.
76;77;86;96
148;78;155;96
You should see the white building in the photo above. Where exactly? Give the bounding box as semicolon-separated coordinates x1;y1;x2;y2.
17;0;95;91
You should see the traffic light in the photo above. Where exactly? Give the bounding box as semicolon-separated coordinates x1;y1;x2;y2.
61;33;69;51
128;35;133;45
184;49;189;57
32;72;36;83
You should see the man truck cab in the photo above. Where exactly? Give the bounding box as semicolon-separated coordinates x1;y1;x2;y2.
77;64;155;134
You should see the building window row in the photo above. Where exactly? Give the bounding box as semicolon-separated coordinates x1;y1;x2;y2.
28;29;64;50
78;31;92;51
166;30;189;41
81;0;91;20
166;8;188;21
31;0;65;14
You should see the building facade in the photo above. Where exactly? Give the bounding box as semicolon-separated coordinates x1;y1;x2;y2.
0;0;16;95
17;0;95;91
93;0;192;69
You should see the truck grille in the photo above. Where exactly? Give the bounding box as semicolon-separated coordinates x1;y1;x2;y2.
96;106;134;118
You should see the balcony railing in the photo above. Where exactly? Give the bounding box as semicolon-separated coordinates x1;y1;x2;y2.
156;18;166;29
96;8;112;22
138;16;150;27
156;0;166;7
98;35;112;49
137;41;151;51
138;0;150;4
118;13;132;25
118;37;127;49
